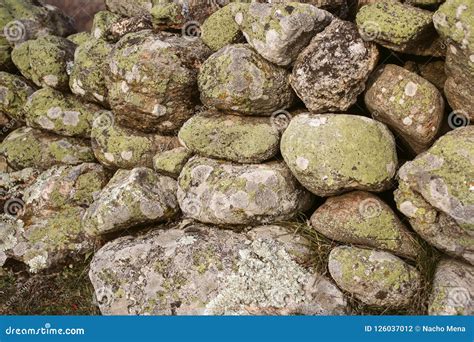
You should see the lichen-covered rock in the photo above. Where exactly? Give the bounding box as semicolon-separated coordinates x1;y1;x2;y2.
0;206;93;273
365;64;444;153
91;117;180;169
281;114;398;196
106;30;211;134
105;0;155;17
0;71;35;121
70;38;114;107
0;166;38;213
89;223;348;315
311;191;419;258
356;0;441;56
11;35;76;91
429;259;474;315
201;3;247;51
178;111;280;163
24;87;101;138
290;20;378;113
239;3;333;66
91;10;123;40
394;127;474;264
0;5;15;71
178;156;313;225
22;163;109;217
433;0;473;51
0;127;95;171
408;60;447;91
67;32;91;46
444;43;474;121
105;16;152;43
198;44;294;115
328;245;422;307
83;167;179;236
153;147;192;179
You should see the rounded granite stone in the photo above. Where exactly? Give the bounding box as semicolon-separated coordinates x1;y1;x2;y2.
0;71;35;121
281;114;398;196
328;245;422;307
198;44;295;115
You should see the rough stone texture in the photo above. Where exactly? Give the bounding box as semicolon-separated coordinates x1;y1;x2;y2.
177;156;313;225
0;71;35;122
201;3;247;51
91;117;180;170
105;16;152;43
356;0;442;56
22;163;109;217
24;87;101;138
328;245;422;307
106;30;211;134
198;44;294;116
394;127;474;264
11;35;76;91
239;3;334;66
290;19;378;113
67;32;91;46
70;38;114;107
153;147;193;179
83;167;179;236
89;223;348;315
365;64;444;153
404;60;447;91
0;127;95;171
443;43;474;120
429;259;474;315
0;206;93;273
0;167;38;214
178;111;280;164
91;10;123;41
281;114;398;197
311;191;419;258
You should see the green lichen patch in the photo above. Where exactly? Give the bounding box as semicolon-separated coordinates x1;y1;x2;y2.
0;71;35;121
91;10;123;40
153;146;192;179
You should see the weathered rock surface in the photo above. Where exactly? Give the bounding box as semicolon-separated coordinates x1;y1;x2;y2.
89;223;348;315
429;259;474;315
0;71;35;122
105;16;152;43
153;147;192;179
106;30;211;134
0;127;95;171
24;87;101;138
67;32;91;46
70;38;114;107
281;114;398;196
178;111;280;163
11;35;76;91
356;0;441;56
329;246;422;307
83;167;179;236
177;156;313;225
198;44;294;115
290;19;378;113
239;2;334;66
91;116;180;169
394;127;474;264
311;191;419;258
91;10;123;41
365;64;444;153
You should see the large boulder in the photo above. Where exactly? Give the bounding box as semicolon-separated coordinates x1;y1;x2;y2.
177;156;313;225
281;114;398;196
0;127;95;171
89;223;348;315
0;71;35;122
91;115;180;169
24;87;101;138
328;245;422;307
429;259;474;315
198;44;295;115
290;19;378;113
394;127;474;264
311;191;420;258
365;64;444;153
11;35;76;91
83;167;179;236
178;111;280;164
238;2;334;66
105;30;211;134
